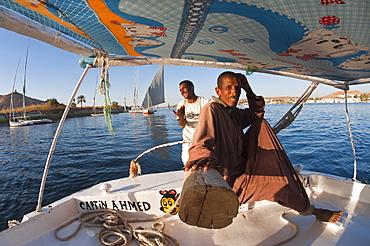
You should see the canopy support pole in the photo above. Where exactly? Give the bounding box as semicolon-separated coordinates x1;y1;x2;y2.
344;90;358;181
36;64;92;212
272;82;319;134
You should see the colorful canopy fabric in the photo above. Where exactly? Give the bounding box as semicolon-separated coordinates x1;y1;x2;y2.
1;0;370;83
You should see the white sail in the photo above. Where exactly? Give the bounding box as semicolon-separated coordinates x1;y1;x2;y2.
141;66;165;109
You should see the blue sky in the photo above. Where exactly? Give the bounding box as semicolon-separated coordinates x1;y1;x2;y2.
1;28;369;107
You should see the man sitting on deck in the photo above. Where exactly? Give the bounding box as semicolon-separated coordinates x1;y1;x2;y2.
184;71;342;223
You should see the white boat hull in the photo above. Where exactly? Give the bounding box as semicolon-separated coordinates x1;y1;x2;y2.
129;110;144;113
0;170;369;246
143;109;155;114
90;113;105;117
31;119;53;124
9;120;34;127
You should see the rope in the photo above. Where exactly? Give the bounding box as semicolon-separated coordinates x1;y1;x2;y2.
95;54;114;133
245;65;257;75
273;209;299;246
273;82;319;134
55;198;181;245
8;220;20;228
130;141;188;178
133;222;179;246
54;209;179;245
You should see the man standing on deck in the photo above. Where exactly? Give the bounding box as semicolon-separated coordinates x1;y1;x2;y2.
185;71;342;223
172;80;210;164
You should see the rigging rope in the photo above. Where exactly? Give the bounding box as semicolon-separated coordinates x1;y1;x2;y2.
95;54;114;133
273;82;319;134
245;65;257;75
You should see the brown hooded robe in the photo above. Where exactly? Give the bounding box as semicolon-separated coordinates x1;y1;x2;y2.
187;96;310;213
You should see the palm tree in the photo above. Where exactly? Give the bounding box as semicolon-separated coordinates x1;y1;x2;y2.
77;95;86;107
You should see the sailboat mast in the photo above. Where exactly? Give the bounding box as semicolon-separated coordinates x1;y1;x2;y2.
133;67;139;108
123;94;127;111
22;39;30;119
10;52;23;120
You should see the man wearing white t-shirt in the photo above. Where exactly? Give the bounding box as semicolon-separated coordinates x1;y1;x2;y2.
172;80;210;164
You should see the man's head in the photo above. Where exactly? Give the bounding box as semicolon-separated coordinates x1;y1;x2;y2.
215;71;241;107
179;80;196;99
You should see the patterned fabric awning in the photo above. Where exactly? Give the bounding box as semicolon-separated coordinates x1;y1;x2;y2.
1;0;369;84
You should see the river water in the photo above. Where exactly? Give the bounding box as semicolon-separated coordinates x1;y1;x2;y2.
0;103;369;231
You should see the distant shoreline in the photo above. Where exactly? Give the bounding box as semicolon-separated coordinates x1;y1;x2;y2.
0;107;125;125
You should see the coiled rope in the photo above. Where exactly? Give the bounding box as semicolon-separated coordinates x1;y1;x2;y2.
55;205;180;246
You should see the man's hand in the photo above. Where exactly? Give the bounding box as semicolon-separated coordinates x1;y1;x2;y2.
173;106;186;128
236;73;259;100
172;105;185;118
236;73;250;90
184;157;219;171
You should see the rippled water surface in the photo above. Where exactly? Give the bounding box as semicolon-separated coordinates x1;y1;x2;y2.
0;103;369;231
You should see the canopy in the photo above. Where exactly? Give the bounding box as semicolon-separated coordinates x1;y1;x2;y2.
1;0;370;87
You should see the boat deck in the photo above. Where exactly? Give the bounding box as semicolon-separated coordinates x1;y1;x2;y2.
1;171;369;246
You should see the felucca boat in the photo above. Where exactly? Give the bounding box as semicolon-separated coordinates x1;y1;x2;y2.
0;1;369;245
141;65;165;114
8;39;53;126
8;40;34;127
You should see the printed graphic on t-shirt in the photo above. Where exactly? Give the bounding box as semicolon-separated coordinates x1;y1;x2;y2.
186;112;199;120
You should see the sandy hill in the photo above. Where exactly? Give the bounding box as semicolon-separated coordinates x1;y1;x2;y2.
238;90;369;103
0;91;47;110
322;90;368;98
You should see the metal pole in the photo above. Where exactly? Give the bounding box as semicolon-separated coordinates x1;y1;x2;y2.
344;90;358;181
36;65;92;212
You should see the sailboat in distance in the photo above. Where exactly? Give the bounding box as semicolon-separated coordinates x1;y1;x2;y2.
9;40;53;126
9;51;34;127
141;65;165;114
128;67;143;113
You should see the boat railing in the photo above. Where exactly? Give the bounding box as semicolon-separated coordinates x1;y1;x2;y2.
129;141;189;178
